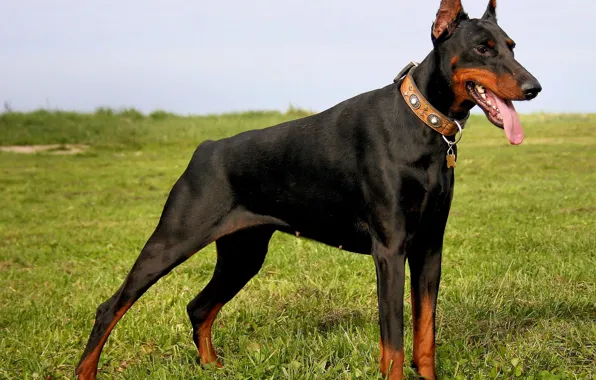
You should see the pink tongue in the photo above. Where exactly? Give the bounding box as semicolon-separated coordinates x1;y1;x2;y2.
492;93;524;145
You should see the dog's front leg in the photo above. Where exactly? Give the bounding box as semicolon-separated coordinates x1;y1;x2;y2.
408;246;441;380
372;240;406;380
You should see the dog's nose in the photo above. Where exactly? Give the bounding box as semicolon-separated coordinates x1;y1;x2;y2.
521;80;542;100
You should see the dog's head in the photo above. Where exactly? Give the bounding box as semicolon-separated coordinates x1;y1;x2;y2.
431;0;541;144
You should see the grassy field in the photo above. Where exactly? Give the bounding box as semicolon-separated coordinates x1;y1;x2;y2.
0;110;595;379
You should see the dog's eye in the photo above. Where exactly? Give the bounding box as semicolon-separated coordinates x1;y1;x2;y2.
474;45;492;56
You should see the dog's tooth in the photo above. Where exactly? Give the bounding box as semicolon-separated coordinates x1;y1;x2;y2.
477;86;485;94
481;93;487;100
487;100;492;106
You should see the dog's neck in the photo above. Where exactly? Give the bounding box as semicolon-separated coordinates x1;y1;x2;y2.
411;52;471;121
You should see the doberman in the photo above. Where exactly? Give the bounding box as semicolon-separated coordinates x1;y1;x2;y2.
76;0;541;378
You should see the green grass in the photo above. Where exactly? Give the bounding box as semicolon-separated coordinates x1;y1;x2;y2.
0;109;595;379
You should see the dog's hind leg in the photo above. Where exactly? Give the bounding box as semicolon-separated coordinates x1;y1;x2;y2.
75;172;236;380
186;226;274;367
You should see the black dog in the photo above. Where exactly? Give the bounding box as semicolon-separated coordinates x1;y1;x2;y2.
77;0;540;378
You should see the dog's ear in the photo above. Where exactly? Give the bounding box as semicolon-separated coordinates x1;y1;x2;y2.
482;0;497;21
432;0;469;41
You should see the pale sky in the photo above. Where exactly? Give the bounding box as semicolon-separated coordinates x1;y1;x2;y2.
0;0;593;114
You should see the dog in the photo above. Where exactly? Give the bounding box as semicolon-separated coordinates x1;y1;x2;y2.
76;0;541;378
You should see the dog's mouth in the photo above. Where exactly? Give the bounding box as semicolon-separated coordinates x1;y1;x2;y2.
466;82;524;145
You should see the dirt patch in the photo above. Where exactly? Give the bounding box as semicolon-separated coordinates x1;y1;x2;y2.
0;144;88;155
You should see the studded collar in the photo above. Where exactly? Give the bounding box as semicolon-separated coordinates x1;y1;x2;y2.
394;63;468;137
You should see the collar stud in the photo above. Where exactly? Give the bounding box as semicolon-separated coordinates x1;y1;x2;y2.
409;94;421;109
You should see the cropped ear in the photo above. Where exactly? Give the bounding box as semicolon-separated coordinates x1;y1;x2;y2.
482;0;497;21
432;0;469;40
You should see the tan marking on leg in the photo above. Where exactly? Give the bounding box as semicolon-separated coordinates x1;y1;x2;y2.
380;338;404;380
76;301;133;380
197;303;223;367
413;295;436;379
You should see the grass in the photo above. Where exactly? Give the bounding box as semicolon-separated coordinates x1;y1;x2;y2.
0;109;595;379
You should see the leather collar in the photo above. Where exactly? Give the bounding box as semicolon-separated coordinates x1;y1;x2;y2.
394;63;468;137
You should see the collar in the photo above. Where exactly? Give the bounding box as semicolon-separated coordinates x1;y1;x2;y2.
394;62;468;137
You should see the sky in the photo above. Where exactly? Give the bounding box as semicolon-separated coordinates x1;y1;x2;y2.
0;0;593;115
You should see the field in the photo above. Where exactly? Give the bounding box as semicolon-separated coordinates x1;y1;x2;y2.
1;110;595;379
